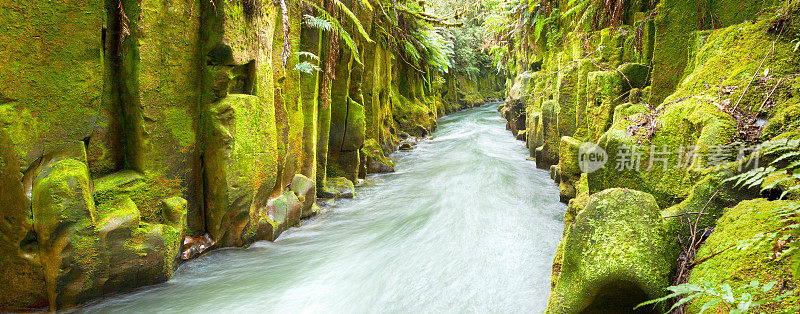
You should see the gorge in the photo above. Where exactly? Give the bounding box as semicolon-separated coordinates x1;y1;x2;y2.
2;0;800;312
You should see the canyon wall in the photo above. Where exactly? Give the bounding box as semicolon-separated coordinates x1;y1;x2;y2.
499;0;800;312
0;0;502;310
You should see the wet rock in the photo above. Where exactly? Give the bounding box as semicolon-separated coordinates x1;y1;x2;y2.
399;143;413;151
182;234;215;260
515;129;527;141
411;124;429;137
501;98;526;135
547;188;675;313
97;196;185;294
248;192;303;241
291;174;317;219
320;177;355;199
31;157;104;310
361;139;395;174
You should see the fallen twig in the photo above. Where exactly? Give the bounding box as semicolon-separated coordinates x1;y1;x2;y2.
664;211;710;218
690;244;735;266
733;24;785;111
758;78;784;112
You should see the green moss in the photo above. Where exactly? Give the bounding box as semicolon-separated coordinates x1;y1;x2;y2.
547;189;675;313
686;199;800;312
203;94;278;245
361;138;395;171
31;158;103;310
322;176;356;199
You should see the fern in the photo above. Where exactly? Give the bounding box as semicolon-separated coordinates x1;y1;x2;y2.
303;14;332;32
637;280;796;313
725;138;800;199
293;51;321;74
295;51;320;62
301;0;373;65
294;61;321;74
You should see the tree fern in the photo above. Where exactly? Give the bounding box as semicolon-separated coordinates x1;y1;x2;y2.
301;0;372;64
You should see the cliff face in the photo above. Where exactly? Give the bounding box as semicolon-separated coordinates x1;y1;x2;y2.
499;0;800;311
0;0;502;310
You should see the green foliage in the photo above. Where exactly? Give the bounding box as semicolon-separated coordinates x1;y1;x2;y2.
293;52;320;74
303;14;332;32
481;0;559;73
637;280;796;313
301;0;372;64
294;61;321;74
727;138;800;199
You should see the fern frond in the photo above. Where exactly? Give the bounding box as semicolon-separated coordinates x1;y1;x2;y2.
294;61;322;74
303;14;333;31
301;1;367;64
330;0;374;43
295;51;320;61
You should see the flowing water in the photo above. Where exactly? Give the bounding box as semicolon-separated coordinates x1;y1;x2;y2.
78;103;566;313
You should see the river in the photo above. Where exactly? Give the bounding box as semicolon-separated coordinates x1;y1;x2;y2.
77;103;566;313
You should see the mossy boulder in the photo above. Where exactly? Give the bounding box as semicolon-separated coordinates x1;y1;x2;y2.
662;170;759;239
290;174;318;219
246;192;303;242
588;96;736;208
361;138;395;174
547;189;676;313
321;176;356;199
686;199;800;312
96;196;185;297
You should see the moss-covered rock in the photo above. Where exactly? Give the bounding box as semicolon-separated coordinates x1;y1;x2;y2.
246;191;303;242
321;176;356;199
361;138;395;174
547;189;675;313
686;199;800;312
662;170;759;239
203;94;277;247
31;157;103;310
290;174;318;219
96;196;185;297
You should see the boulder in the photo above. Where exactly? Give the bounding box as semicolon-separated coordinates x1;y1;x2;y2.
320;177;355;199
96;196;185;295
247;192;303;241
361;139;395;174
411;124;429;137
547;189;676;313
686;199;800;312
291;174;318;219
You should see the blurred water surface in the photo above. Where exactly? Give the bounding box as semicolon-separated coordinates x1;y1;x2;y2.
78;103;565;313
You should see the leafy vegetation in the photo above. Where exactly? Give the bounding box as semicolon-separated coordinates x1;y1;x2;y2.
727;138;800;200
636;280;796;313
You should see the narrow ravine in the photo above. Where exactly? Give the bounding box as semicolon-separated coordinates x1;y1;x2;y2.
78;103;565;313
